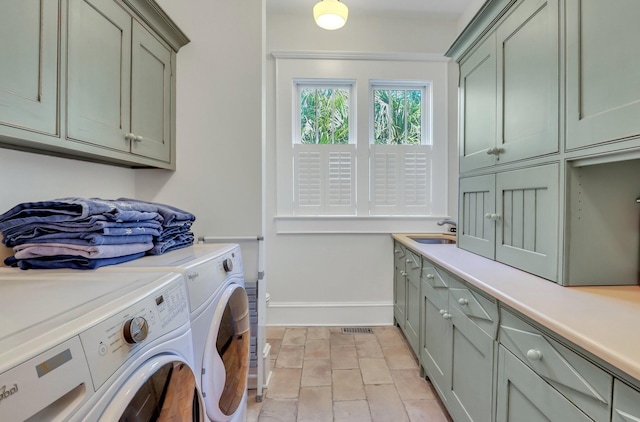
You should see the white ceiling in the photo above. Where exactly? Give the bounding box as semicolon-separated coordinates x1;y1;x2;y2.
268;0;472;17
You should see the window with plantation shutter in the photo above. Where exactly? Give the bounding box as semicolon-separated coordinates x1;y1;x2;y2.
294;144;356;215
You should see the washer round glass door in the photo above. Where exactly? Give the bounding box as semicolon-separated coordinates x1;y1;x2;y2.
202;284;250;421
99;354;202;421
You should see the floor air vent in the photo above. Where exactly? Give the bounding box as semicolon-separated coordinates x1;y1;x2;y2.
341;327;374;334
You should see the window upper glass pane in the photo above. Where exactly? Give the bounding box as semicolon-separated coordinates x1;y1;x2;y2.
373;87;425;145
299;87;350;144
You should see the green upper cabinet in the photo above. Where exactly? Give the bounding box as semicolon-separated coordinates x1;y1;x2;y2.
0;0;187;169
566;0;640;150
457;0;560;173
67;0;173;163
0;1;59;135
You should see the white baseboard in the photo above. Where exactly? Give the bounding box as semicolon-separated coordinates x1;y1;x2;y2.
266;301;394;326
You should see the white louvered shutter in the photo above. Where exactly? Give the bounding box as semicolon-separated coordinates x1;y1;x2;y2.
294;144;356;215
370;144;431;215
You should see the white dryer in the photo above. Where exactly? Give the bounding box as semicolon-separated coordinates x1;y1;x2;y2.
0;271;202;421
95;244;250;422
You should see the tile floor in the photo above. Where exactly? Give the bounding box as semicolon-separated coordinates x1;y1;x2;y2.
246;326;452;422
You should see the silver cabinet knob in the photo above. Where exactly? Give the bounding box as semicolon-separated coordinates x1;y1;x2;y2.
526;349;543;361
125;133;136;141
426;274;435;280
439;309;447;316
134;135;143;142
442;313;452;320
458;298;468;306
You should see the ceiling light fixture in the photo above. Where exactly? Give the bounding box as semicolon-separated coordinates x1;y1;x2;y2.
313;0;349;31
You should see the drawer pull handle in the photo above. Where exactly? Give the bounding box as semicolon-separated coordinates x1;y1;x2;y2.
426;274;435;280
400;271;407;276
485;213;501;221
458;298;468;306
526;349;543;361
394;249;399;253
442;313;452;320
406;258;412;263
439;309;447;316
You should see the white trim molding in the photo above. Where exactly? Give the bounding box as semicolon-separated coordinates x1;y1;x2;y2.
267;301;394;326
271;50;451;62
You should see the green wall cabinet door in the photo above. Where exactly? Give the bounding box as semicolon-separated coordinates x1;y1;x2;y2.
566;0;640;150
0;1;59;135
496;346;593;422
67;0;132;152
130;21;172;162
459;33;497;173
459;164;559;282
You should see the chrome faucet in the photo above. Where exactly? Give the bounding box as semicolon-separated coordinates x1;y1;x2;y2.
437;219;457;233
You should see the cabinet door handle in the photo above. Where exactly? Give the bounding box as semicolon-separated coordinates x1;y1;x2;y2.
458;298;468;306
400;271;407;276
426;274;435;280
485;213;501;221
439;309;447;316
442;313;452;320
134;135;144;142
486;147;505;156
125;133;136;141
394;249;399;253
486;147;497;155
526;349;543;361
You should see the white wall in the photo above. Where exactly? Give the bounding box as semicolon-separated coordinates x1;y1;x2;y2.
266;9;461;325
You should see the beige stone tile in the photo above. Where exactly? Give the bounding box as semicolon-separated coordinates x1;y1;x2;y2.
365;384;409;422
258;398;298;422
383;345;418;370
333;400;372;422
391;369;435;401
301;359;332;387
333;369;365;401
276;345;304;368
359;358;393;385
374;326;405;348
331;345;359;370
330;331;355;347
269;338;282;357
306;326;330;339
297;386;333;422
304;339;330;360
403;399;451;422
282;328;307;346
245;389;262;422
267;326;287;340
266;368;301;399
355;336;384;358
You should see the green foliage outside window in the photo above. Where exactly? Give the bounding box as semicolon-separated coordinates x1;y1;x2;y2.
300;88;350;144
373;89;422;145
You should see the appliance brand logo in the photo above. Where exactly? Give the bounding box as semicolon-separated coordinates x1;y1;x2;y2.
0;384;18;404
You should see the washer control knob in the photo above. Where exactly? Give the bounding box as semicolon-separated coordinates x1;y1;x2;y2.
123;317;149;344
223;258;234;272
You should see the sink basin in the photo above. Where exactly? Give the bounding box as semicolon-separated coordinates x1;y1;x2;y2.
409;237;456;245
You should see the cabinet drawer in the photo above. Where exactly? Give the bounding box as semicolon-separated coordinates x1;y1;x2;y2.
449;277;499;339
499;308;612;421
613;379;640;422
421;260;449;309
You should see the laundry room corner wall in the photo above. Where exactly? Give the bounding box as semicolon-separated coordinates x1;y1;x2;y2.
134;0;264;260
265;9;461;326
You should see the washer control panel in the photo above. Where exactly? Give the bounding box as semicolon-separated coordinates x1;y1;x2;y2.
79;277;189;391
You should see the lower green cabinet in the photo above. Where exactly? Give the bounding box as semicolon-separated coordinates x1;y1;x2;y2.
612;380;640;421
497;346;592;421
393;242;421;356
393;243;407;327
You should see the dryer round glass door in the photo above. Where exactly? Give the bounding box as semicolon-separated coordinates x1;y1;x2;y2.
98;355;203;421
202;284;250;421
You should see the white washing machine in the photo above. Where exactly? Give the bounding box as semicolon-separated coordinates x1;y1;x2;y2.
0;271;203;421
94;244;250;422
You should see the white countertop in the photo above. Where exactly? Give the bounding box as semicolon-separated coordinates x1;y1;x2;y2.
392;233;640;384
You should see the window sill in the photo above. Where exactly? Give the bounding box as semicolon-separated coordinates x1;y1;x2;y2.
274;215;454;234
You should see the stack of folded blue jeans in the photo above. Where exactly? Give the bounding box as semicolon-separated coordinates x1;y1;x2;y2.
0;197;195;270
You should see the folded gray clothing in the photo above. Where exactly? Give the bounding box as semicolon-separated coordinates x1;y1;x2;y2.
1;220;163;238
14;242;153;259
0;197;162;232
4;233;154;247
117;198;195;227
